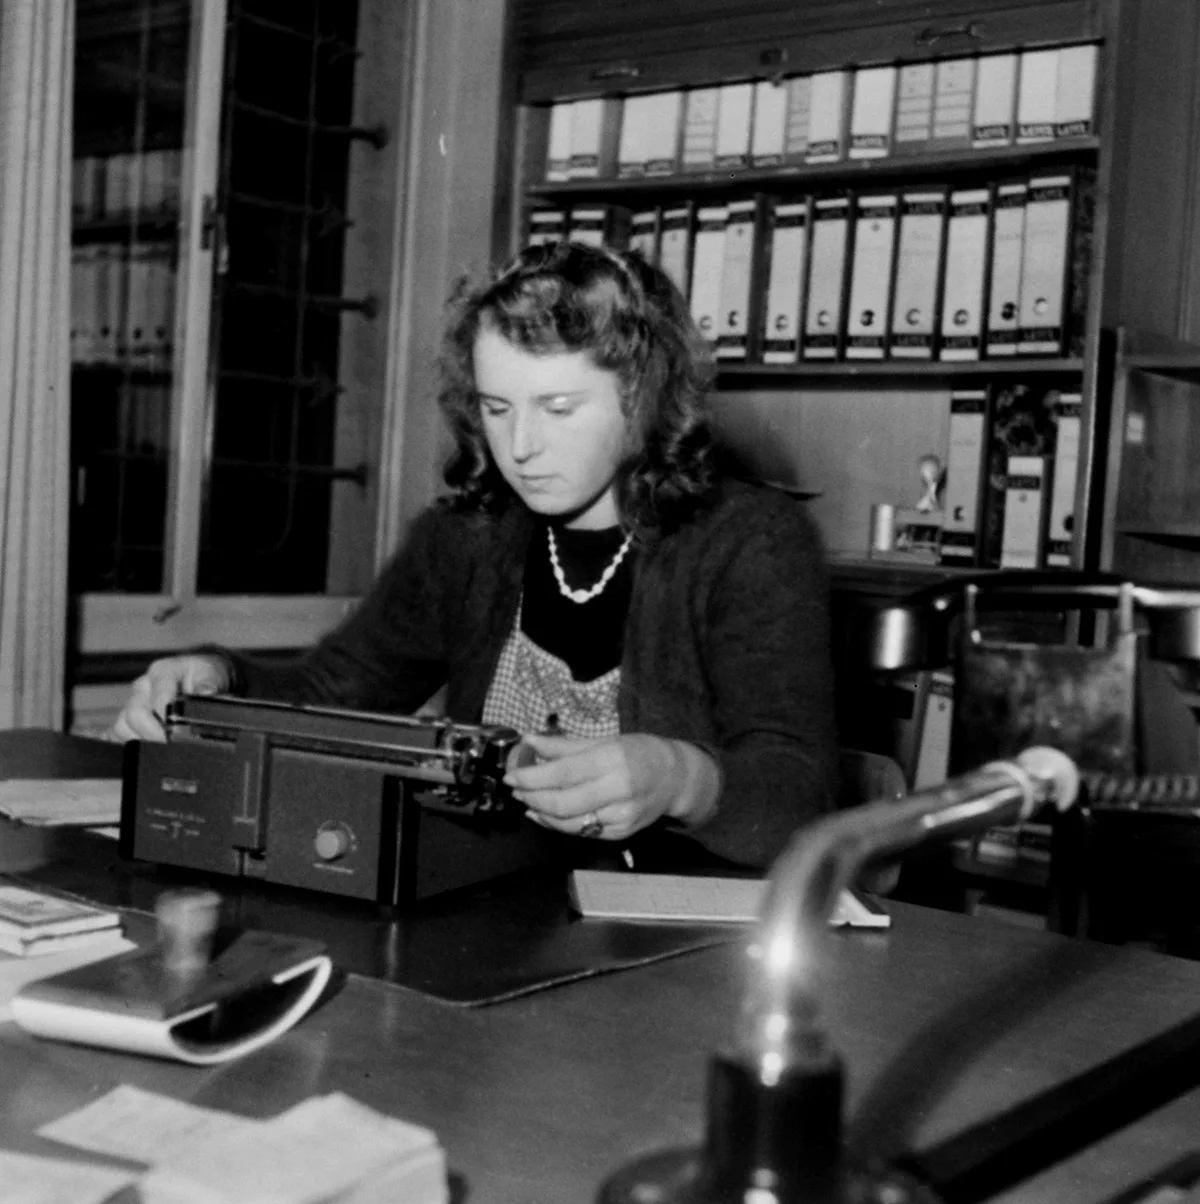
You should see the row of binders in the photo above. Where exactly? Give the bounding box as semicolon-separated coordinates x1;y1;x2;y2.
934;379;1081;572
529;167;1093;363
543;43;1098;182
71;242;175;369
72;149;183;225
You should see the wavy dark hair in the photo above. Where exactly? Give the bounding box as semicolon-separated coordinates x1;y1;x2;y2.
437;240;718;538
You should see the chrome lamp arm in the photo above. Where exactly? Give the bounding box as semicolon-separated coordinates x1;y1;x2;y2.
599;747;1080;1204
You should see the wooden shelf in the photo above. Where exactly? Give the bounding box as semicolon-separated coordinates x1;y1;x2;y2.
716;358;1084;384
1117;523;1200;546
73;215;178;245
528;138;1100;203
1126;356;1200;383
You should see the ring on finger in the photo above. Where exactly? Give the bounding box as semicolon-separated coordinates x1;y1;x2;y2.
579;811;604;840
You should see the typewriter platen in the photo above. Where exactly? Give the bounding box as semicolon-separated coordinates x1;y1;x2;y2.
120;695;557;905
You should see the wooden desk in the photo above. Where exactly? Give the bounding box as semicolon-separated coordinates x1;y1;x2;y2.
3;734;1200;1202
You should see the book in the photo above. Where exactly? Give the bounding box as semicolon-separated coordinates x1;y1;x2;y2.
616;93;654;178
566;203;630;248
1018;173;1074;355
645;90;683;176
894;62;934;155
570;869;890;928
1;926;130;959
848;64;896;159
689;203;728;343
713;81;754;170
806;69;849;163
0;885;121;942
681;86;720;171
760;197;811;365
628;208;660;262
845;193;897;360
972;53;1017;147
802;194;850;359
931;57;975;148
889;187;946;360
977;380;1059;568
1016;47;1059;144
985;181;1028;357
715;198;763;361
1055;43;1098;138
567;97;620;179
939;388;990;566
751;79;788;167
1046;389;1083;567
658;203;694;298
544;100;573;181
783;75;812;162
999;453;1048;568
938;186;990;361
526;206;566;247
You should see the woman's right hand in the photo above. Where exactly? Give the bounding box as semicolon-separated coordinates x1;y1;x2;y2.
110;655;230;743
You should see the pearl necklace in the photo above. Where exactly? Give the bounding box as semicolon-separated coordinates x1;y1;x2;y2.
547;527;633;605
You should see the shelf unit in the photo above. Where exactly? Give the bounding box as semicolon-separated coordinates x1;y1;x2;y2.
1101;328;1200;587
505;0;1200;590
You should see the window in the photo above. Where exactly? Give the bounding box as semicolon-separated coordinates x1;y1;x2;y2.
71;0;386;662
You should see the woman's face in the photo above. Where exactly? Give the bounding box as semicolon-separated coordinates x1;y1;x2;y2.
473;324;629;529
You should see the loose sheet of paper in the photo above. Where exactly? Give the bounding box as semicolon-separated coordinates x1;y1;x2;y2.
570;870;891;928
0;779;122;826
38;1084;261;1165
139;1091;442;1204
0;1149;135;1204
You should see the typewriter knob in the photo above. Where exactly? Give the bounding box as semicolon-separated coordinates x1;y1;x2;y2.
313;823;354;862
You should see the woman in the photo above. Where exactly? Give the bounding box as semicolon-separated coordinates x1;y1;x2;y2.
113;241;838;870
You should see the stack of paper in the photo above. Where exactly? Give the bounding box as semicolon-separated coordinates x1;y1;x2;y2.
0;778;122;826
40;1086;448;1204
0;885;126;957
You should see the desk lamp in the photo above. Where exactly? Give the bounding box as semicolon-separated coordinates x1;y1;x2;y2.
599;574;1200;1204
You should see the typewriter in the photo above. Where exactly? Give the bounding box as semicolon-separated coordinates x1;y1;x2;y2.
120;695;557;905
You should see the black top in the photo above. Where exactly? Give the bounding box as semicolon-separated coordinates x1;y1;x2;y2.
521;524;634;683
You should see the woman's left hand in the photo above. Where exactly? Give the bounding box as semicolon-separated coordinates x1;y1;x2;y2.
505;732;720;840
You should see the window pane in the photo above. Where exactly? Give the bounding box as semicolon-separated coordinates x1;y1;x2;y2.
199;0;364;594
70;0;190;594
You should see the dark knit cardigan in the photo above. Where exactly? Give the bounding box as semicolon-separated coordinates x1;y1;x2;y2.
227;479;839;869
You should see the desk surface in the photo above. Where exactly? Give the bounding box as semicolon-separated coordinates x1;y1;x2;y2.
4;733;1200;1203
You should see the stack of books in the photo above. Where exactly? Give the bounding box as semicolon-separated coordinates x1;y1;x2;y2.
0;884;125;958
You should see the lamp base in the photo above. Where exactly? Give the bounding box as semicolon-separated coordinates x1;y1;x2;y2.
597;1147;943;1204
